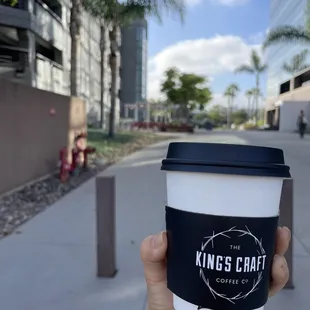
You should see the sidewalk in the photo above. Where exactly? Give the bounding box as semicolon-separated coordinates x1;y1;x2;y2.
0;139;174;310
0;132;308;310
231;131;310;310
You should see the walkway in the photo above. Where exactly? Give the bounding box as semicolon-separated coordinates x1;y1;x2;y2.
0;131;308;310
236;131;310;310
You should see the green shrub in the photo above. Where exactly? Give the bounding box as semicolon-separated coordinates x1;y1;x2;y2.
243;123;257;130
256;119;264;127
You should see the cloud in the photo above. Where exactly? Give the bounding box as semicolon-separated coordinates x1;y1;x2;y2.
212;0;250;6
147;35;261;101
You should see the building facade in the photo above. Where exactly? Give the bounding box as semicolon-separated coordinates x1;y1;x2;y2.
0;0;120;126
120;18;147;120
266;0;307;99
265;68;310;132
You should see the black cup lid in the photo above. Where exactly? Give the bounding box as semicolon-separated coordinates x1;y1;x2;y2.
161;142;291;178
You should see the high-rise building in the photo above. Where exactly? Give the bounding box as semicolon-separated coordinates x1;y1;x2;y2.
266;0;307;99
264;0;310;131
0;0;120;126
120;18;147;120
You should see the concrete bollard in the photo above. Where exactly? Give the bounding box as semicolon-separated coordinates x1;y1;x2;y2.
279;178;294;289
96;176;117;278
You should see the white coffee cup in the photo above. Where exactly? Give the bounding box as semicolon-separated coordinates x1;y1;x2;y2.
161;142;290;310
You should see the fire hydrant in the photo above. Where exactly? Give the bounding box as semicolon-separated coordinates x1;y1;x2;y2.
59;148;71;182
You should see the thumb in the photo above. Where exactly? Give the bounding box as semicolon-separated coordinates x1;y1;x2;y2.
140;231;173;310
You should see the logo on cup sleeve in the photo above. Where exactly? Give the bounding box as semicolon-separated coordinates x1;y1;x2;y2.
195;225;267;306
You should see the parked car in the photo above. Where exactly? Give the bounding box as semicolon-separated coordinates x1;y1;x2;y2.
204;121;213;130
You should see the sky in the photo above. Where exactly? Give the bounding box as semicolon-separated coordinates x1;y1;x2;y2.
146;0;270;109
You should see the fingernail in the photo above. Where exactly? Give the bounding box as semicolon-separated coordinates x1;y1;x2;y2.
281;226;291;240
151;231;164;249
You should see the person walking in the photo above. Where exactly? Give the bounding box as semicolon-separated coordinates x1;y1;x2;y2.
297;110;307;138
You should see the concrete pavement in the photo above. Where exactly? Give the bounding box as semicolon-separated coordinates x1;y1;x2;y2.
215;131;310;310
0;138;174;310
0;131;308;310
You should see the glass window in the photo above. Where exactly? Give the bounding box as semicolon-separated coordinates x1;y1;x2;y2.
136;48;142;65
142;45;147;67
136;26;147;41
267;0;307;97
136;27;142;41
142;27;146;40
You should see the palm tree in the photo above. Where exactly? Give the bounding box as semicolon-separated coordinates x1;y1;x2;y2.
245;89;253;119
234;49;267;125
263;0;310;50
224;83;240;128
70;0;82;96
99;23;106;129
282;49;310;75
250;87;262;121
83;0;185;137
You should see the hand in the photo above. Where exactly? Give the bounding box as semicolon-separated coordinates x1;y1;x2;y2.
140;227;291;310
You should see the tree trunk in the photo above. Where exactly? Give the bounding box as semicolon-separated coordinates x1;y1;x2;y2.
255;75;259;125
251;95;255;119
227;97;231;128
99;23;105;129
230;97;234;128
247;97;251;120
181;104;190;121
108;24;118;138
70;0;82;96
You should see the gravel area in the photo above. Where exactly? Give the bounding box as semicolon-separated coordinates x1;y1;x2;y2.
0;133;173;239
0;160;106;239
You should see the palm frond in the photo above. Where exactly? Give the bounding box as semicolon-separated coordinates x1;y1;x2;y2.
282;62;294;74
298;48;309;65
300;48;309;58
83;0;184;26
251;87;262;97
258;63;268;73
229;83;240;91
234;65;254;74
224;83;240;98
120;2;149;23
83;0;117;21
306;0;310;33
299;64;310;71
141;0;185;23
245;89;253;97
249;49;267;72
263;26;310;49
251;50;260;69
281;48;310;74
123;0;184;24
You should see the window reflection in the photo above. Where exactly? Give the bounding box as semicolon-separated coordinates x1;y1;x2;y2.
135;25;147;102
267;0;308;97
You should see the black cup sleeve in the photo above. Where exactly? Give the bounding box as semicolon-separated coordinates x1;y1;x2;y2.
165;206;279;310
